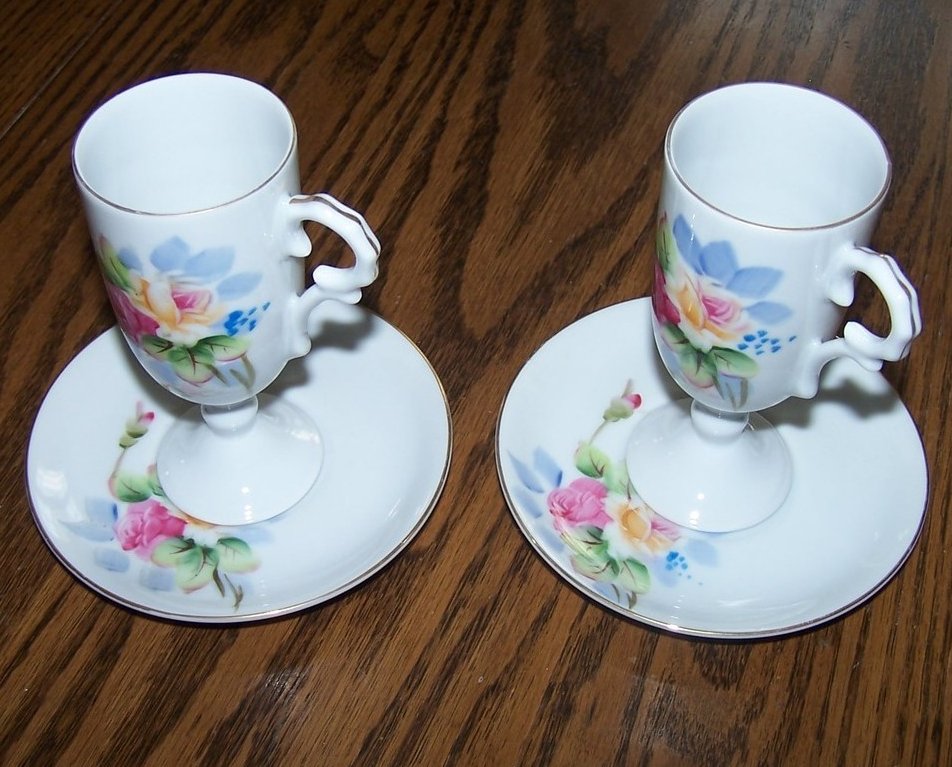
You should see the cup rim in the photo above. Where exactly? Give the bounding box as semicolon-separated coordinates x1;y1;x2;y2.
664;81;892;232
72;72;297;217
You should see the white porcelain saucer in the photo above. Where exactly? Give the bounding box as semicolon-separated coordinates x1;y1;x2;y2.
28;303;451;623
497;298;927;639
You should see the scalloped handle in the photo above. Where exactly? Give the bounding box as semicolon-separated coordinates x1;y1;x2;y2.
283;193;381;358
796;245;921;397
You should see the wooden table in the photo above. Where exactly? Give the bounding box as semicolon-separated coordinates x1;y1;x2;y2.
2;1;949;764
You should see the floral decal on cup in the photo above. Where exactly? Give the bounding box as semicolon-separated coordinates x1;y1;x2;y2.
66;403;260;608
509;383;715;608
97;235;268;391
653;214;794;408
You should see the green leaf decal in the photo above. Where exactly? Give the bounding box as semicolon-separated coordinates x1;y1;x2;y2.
152;539;220;592
194;335;249;362
659;322;688;350
602;398;636;423
602;461;630;496
575;442;612;479
215;537;258;573
656;220;676;274
614;558;651;594
118;416;151;448
562;527;615;582
98;240;134;291
709;346;758;378
111;472;154;503
562;525;606;557
146;464;164;497
678;347;716;388
167;345;217;384
151;537;194;566
141;335;175;360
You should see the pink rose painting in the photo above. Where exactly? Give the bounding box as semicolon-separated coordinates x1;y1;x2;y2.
509;381;706;608
68;403;259;609
651;213;793;408
115;499;186;558
106;283;159;342
95;235;264;390
548;478;612;532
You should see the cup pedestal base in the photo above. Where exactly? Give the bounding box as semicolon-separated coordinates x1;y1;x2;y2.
626;400;792;533
156;394;323;526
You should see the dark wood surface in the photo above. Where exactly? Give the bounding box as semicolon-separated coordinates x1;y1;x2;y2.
2;1;950;764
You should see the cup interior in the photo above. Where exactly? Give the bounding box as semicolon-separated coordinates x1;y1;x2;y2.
73;73;295;215
667;83;890;229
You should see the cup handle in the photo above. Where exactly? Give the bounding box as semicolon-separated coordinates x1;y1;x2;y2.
798;245;922;396
283;193;381;357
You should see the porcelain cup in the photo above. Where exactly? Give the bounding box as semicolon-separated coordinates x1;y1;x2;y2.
73;72;380;408
651;82;921;414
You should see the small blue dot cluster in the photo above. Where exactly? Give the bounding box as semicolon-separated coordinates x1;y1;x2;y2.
737;329;797;356
665;551;688;573
224;302;270;336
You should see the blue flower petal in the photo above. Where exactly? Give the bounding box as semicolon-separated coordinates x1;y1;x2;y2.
727;267;783;298
217;272;262;300
150;237;190;271
509;453;546;493
64;521;116;542
673;215;704;273
117;248;142;271
139;566;175;591
512;486;546;519
64;498;118;541
684;537;718;566
86;498;118;525
532;448;563;489
94;547;130;572
698;241;738;282
184;247;234;282
745;301;793;324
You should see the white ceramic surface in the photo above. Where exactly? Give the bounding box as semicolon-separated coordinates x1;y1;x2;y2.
156;394;325;526
74;73;381;407
629;83;921;533
74;73;383;524
654;83;921;414
28;303;451;623
497;298;927;638
627;402;792;532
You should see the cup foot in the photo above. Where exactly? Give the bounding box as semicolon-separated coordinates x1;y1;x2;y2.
156;393;323;526
626;399;792;532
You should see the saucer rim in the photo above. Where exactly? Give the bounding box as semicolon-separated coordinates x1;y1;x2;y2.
495;297;927;640
27;311;452;624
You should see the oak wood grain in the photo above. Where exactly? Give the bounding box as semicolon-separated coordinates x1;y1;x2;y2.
1;1;949;765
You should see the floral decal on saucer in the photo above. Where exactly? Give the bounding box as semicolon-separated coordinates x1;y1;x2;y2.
509;382;716;608
97;235;268;391
66;403;261;608
652;213;794;408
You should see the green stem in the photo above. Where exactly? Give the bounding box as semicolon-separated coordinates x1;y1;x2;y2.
107;447;130;498
588;420;609;444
